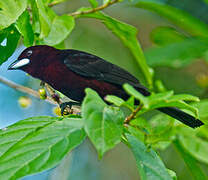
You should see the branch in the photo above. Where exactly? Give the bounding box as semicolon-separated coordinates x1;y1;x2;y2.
124;105;143;124
0;76;81;114
0;76;56;104
68;0;120;17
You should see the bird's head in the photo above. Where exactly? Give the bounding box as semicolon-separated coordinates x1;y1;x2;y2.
8;45;61;77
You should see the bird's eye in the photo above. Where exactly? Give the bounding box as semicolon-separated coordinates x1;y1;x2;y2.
26;50;32;57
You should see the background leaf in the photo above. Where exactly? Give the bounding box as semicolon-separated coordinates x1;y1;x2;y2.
133;0;208;37
78;10;153;87
174;138;207;180
150;26;186;46
0;116;86;180
43;15;75;46
126;134;172;180
145;38;208;68
178;134;208;165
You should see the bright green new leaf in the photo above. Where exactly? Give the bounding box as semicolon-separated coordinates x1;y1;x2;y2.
82;88;124;158
167;169;177;180
44;15;75;46
192;99;208;121
35;0;56;38
16;11;34;47
123;83;149;108
105;95;125;106
103;0;111;4
0;0;27;30
126;134;172;180
0;25;20;65
145;38;208;68
78;9;152;87
179;134;208;165
0;116;86;180
174;138;207;180
150;26;186;46
133;0;208;37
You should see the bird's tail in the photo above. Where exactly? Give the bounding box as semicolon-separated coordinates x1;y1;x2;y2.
158;107;204;128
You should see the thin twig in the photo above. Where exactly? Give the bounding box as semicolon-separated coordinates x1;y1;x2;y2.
124;105;143;124
0;76;56;105
0;76;81;114
68;0;120;17
48;0;64;7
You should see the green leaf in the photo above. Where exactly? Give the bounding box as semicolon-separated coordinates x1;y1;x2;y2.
0;25;20;65
150;26;186;46
30;0;40;34
179;135;208;165
174;138;207;180
88;0;98;8
133;0;208;37
145;38;208;68
82;88;124;158
105;95;125;106
0;116;86;180
103;0;111;4
78;9;152;87
126;134;172;180
0;0;27;30
123;83;149;108
192;99;208;121
167;169;177;180
35;0;56;38
44;15;75;46
15;11;34;47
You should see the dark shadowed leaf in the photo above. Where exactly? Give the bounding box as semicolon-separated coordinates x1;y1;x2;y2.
82;88;124;158
0;116;86;180
0;25;20;65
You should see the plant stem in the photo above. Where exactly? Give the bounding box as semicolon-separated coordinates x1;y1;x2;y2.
68;0;120;17
0;76;56;104
124;105;143;124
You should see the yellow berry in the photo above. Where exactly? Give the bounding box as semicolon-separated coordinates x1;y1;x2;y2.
53;107;62;116
18;96;32;108
38;88;47;99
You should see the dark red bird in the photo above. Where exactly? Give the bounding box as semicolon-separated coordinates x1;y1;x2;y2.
8;45;203;128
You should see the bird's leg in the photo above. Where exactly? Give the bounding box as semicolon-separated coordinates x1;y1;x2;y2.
60;101;81;115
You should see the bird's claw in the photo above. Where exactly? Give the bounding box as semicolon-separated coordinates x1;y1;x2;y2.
60;102;81;115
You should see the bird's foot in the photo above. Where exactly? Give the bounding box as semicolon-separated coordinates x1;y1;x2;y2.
60;102;81;115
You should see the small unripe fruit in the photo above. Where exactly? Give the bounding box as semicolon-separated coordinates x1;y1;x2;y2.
18;96;32;108
38;88;47;99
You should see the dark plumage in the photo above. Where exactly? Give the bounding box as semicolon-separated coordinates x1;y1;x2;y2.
8;45;203;128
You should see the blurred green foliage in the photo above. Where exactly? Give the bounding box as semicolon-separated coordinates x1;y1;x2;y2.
0;0;208;179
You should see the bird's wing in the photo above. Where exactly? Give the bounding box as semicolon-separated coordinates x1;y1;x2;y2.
62;49;149;94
